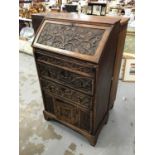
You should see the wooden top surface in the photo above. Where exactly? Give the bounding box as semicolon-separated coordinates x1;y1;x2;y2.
120;17;130;26
46;13;121;25
32;12;129;26
33;12;121;25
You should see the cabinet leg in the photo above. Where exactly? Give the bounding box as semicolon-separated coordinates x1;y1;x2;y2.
104;112;109;125
109;99;115;110
87;112;109;146
109;104;114;110
88;135;97;146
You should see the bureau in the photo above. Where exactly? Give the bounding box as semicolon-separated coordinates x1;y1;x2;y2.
32;13;129;146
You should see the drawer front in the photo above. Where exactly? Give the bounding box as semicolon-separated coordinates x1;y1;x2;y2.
37;62;94;95
34;50;96;77
41;79;92;110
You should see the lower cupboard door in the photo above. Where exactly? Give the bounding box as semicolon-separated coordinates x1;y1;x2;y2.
54;98;79;126
42;92;92;133
54;98;92;133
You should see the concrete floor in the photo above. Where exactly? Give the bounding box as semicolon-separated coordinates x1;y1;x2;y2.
19;53;135;155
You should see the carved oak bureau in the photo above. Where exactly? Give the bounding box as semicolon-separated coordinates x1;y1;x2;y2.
32;13;129;146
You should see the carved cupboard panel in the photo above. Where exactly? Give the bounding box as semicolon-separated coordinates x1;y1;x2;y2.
54;98;79;125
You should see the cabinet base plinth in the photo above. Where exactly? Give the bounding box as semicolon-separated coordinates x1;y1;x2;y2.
43;110;109;146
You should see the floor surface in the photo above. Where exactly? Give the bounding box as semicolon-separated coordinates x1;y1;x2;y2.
19;53;135;155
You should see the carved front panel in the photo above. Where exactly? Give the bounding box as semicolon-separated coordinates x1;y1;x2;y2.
37;22;104;55
38;63;93;94
41;79;92;109
35;51;95;77
54;99;78;125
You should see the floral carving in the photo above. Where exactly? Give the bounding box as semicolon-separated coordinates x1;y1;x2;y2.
36;52;95;76
41;79;92;109
38;63;93;94
55;99;78;125
37;23;104;55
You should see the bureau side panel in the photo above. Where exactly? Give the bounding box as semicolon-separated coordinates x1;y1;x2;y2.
109;23;128;109
93;23;120;133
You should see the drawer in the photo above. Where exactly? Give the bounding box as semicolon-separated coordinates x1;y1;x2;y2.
37;62;94;95
34;50;96;77
40;78;93;110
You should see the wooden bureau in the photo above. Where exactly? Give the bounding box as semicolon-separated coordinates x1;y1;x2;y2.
32;13;129;146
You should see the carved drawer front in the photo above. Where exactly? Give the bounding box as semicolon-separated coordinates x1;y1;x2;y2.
54;98;78;125
35;51;96;78
37;62;94;95
40;79;93;110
